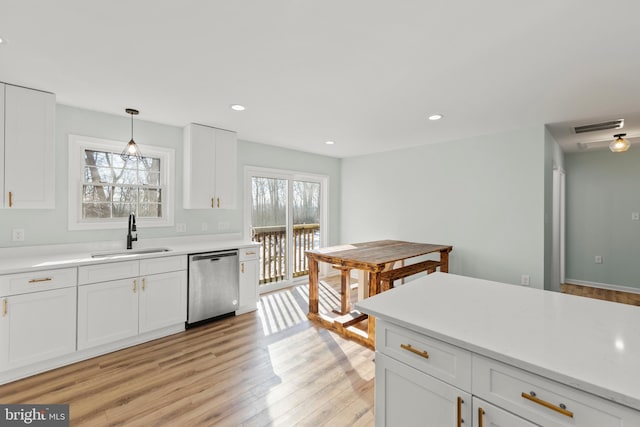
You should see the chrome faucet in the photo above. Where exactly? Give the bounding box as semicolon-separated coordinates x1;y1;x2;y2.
127;213;138;250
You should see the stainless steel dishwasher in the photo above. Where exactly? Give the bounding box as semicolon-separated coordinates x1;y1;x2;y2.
187;250;239;327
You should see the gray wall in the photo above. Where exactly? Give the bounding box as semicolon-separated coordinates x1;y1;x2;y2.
0;104;341;247
565;149;640;289
340;127;547;288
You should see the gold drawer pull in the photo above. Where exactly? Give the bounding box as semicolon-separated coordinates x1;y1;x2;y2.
8;191;13;208
522;391;574;418
142;278;146;291
400;343;429;359
211;197;214;208
28;277;53;283
217;197;220;208
478;407;485;427
241;262;245;273
2;298;7;317
245;251;256;255
133;279;137;293
457;396;464;427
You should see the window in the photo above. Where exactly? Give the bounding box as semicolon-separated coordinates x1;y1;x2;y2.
69;135;174;230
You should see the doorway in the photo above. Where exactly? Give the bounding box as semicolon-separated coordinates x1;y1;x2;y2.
245;167;328;294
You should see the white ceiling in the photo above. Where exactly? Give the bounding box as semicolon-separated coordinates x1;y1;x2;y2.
1;0;640;158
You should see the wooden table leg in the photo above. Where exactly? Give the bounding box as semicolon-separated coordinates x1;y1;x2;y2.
308;257;319;315
440;249;450;273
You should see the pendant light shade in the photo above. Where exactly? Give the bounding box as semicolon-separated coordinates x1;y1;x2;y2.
609;133;630;153
121;108;143;161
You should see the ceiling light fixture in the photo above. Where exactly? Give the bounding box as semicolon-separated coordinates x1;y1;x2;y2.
230;104;246;111
428;114;443;121
121;108;144;162
325;140;335;145
0;37;6;44
609;133;630;153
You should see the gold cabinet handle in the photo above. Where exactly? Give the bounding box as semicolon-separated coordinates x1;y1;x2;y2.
400;343;429;359
457;396;464;427
142;278;146;291
478;407;485;427
2;298;7;317
8;191;13;208
217;197;220;208
133;279;137;293
241;262;245;273
245;251;256;255
521;391;573;418
211;197;214;208
28;277;53;283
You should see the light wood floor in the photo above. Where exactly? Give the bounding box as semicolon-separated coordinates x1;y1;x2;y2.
0;280;375;426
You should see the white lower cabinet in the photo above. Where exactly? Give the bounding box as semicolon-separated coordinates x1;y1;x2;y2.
139;270;187;333
0;287;76;370
77;256;187;351
375;319;640;427
237;247;259;314
77;278;139;350
375;352;471;427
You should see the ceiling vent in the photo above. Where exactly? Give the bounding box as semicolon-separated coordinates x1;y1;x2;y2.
573;119;624;134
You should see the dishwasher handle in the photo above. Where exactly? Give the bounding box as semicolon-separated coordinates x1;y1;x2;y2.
190;251;238;262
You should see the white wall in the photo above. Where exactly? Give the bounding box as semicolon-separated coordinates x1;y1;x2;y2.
341;127;546;287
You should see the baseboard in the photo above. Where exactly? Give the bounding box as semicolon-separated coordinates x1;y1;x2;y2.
561;282;640;306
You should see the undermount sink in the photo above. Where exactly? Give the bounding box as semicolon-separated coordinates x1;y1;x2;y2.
91;247;172;259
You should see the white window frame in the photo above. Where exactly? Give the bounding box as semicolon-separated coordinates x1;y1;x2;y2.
68;134;175;230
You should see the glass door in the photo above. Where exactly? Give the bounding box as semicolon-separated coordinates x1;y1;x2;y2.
247;168;326;294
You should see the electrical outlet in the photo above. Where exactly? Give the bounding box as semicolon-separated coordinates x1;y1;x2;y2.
201;222;209;232
520;275;530;286
218;221;230;231
595;255;603;264
12;229;25;242
176;223;187;233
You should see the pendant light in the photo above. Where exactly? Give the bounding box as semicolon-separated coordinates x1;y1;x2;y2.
121;108;143;161
609;133;630;153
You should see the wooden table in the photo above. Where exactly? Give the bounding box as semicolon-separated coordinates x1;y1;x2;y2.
305;240;453;348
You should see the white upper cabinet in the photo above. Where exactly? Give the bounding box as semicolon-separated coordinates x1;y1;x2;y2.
183;123;237;209
2;83;56;209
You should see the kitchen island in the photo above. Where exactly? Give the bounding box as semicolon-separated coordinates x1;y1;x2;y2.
356;272;640;426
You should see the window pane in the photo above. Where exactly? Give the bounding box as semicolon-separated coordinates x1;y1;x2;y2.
82;185;112;203
112;204;135;218
139;188;162;203
139;203;162;217
113;186;137;203
83;203;112;219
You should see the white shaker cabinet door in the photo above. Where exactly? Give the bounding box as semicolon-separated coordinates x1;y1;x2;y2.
0;287;76;370
375;352;472;427
78;279;139;350
237;258;258;314
4;84;55;209
138;271;187;333
213;127;237;209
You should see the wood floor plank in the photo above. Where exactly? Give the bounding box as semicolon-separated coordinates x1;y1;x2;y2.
0;280;375;426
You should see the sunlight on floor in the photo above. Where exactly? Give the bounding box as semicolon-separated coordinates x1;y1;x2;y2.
257;281;343;336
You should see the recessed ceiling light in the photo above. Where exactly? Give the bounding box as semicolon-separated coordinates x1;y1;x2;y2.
428;114;443;121
0;37;6;45
230;104;246;111
325;140;335;145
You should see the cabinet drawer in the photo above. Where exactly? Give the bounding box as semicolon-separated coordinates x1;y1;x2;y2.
78;260;139;285
239;247;259;261
140;256;187;276
376;320;471;391
472;355;640;427
0;268;77;296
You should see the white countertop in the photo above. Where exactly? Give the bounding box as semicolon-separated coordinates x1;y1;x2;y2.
355;272;640;411
0;235;260;275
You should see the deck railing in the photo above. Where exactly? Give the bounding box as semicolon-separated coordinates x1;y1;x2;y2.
252;223;320;284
